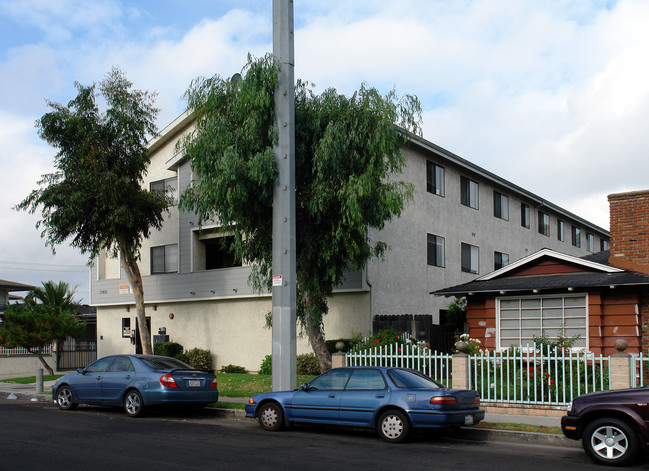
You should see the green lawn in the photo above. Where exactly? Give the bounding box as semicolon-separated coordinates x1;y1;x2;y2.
216;373;316;397
0;375;63;384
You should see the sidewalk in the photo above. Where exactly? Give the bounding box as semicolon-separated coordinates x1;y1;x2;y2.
0;380;571;447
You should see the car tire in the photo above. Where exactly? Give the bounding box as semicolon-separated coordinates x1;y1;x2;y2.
377;409;410;443
582;417;638;466
124;390;145;418
56;386;78;411
259;402;284;431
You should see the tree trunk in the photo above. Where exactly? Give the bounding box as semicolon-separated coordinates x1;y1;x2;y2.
305;313;332;373
120;247;152;355
36;347;54;376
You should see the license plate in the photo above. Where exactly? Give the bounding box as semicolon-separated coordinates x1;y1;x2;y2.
188;379;200;387
464;415;473;425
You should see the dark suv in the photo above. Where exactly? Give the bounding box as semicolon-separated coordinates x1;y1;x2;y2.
562;388;649;466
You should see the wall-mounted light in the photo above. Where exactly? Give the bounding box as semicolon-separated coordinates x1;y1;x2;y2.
169;313;174;319
533;289;539;294
567;287;574;292
233;288;238;293
126;306;130;312
153;305;157;311
211;290;216;294
190;291;195;295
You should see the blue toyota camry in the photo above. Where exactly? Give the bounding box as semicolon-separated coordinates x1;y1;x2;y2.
52;354;219;417
245;366;484;442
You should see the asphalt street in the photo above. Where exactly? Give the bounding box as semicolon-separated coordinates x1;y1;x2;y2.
2;398;647;471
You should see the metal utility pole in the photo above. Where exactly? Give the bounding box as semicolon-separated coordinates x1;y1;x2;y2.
271;0;296;392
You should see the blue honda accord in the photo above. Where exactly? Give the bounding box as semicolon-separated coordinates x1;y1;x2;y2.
52;354;219;417
245;366;484;442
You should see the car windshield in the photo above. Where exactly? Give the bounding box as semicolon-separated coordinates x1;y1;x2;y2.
140;357;193;370
387;369;443;389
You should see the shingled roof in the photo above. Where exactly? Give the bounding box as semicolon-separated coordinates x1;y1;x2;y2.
433;249;649;297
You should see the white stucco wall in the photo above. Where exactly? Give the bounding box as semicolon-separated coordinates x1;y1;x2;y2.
97;292;370;372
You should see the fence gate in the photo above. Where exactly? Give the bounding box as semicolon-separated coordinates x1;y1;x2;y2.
57;320;97;370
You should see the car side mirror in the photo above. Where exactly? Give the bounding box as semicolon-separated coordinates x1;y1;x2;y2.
300;383;309;391
77;368;85;375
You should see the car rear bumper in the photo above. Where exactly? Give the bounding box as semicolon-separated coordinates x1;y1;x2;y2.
142;389;219;405
408;408;486;427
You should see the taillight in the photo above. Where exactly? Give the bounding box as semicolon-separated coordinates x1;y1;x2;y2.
210;375;217;388
430;396;457;405
160;373;177;388
474;395;480;406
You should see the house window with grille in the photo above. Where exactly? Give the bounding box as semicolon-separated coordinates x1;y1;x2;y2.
497;295;587;350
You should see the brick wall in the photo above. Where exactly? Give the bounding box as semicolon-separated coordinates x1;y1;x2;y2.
608;189;649;274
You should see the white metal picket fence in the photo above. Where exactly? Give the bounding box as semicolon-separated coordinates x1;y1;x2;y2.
469;346;611;406
0;344;52;356
346;343;620;406
346;344;453;386
633;354;649;387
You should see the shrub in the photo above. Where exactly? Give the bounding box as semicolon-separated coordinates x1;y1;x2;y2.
179;348;212;371
153;342;184;358
221;364;247;374
297;353;321;375
259;354;272;375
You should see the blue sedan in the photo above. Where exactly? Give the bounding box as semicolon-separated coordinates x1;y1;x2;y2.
52;354;219;417
245;366;484;442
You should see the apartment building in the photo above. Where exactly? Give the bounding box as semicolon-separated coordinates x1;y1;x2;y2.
91;112;609;370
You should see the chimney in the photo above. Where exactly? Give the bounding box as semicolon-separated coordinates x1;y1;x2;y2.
608;189;649;274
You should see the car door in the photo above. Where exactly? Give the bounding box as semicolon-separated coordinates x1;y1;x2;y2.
289;369;352;423
339;368;389;426
73;357;113;402
102;356;136;404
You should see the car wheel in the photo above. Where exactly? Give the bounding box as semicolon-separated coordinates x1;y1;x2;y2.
583;417;638;466
259;402;284;431
377;409;410;443
56;386;78;411
124;390;145;418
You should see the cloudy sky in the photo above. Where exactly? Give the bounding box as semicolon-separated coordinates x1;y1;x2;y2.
1;0;647;303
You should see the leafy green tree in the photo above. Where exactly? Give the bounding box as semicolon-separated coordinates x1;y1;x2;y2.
179;54;421;371
444;297;467;331
0;281;85;374
17;68;169;354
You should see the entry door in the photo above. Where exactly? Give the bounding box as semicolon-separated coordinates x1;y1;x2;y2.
135;317;151;354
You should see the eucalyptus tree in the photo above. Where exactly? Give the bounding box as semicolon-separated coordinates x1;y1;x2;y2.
179;54;421;371
17;68;169;354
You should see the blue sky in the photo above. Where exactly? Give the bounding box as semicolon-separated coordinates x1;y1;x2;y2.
1;0;648;303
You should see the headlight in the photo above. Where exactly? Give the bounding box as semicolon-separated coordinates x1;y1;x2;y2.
566;401;572;413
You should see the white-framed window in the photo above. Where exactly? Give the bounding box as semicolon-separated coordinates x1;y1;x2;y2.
427;234;445;267
151;244;178;274
601;239;610;251
557;220;565;242
150;176;178;204
538;211;550;236
460;176;478;209
497;294;588;350
494;251;509;270
586;233;594;252
461;243;479;274
521;203;530;229
572;226;581;247
426;161;445;197
493;191;509;220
